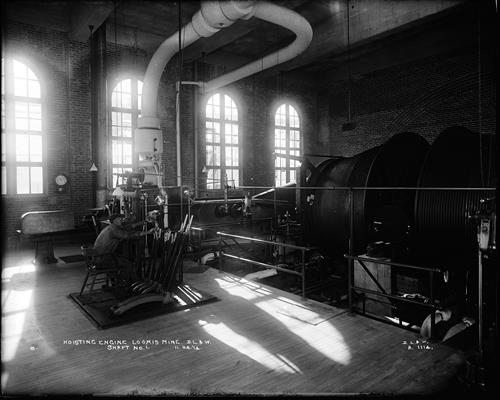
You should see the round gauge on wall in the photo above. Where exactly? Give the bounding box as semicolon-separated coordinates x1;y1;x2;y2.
55;174;69;193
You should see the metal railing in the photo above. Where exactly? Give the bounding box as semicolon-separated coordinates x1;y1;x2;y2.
216;231;317;298
344;254;441;338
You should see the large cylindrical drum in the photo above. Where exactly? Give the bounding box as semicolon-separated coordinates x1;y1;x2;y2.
304;132;430;257
414;126;495;267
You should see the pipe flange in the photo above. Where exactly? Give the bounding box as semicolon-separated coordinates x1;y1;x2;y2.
192;11;220;37
137;116;161;130
200;1;233;29
221;0;257;21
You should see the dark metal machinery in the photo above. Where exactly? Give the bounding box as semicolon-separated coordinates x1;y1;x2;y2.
303;131;430;257
300;127;496;332
299;126;496;390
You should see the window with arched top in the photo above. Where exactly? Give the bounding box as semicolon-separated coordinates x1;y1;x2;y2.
110;78;143;187
1;58;43;195
274;103;301;187
205;93;240;189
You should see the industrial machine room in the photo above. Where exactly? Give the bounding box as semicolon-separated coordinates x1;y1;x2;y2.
1;0;497;396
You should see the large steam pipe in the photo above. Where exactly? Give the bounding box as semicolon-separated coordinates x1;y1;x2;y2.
203;1;313;92
139;1;257;130
137;0;313;185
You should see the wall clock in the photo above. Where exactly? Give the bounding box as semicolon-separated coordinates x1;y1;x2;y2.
55;174;69;193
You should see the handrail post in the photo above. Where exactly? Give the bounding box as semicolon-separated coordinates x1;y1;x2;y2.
430;270;434;340
218;234;223;273
348;188;354;312
302;248;306;299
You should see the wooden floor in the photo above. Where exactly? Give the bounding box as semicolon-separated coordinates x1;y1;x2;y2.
2;243;466;396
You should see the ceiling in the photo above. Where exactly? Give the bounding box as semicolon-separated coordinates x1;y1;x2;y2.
3;0;474;85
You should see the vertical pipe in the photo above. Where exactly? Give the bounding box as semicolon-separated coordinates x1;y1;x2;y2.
194;62;199;198
163;191;169;229
176;89;182;187
218;235;223;273
478;248;483;363
348;188;354;312
430;270;435;340
301;248;306;298
273;186;277;230
179;186;184;229
94;25;108;207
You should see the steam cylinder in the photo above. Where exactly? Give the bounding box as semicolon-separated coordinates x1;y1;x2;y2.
304;132;430;257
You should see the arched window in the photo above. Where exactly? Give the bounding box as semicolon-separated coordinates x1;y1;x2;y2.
1;58;43;195
205;93;240;189
274;103;301;187
110;78;142;187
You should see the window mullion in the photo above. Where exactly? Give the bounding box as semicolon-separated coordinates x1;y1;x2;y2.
131;79;137;170
286;105;290;183
220;97;226;184
4;61;14;193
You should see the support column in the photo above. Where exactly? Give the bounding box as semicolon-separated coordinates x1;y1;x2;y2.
90;24;108;207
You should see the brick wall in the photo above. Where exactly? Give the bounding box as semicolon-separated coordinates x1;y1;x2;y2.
0;21;186;247
319;46;496;157
1;21;78;249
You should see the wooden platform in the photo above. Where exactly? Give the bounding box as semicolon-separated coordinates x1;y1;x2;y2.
68;284;219;329
2;246;466;395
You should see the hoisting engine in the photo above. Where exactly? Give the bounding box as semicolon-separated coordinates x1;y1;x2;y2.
300;127;496;326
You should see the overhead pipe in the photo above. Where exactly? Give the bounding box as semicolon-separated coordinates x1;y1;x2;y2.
203;1;313;92
137;1;256;187
138;1;256;130
137;0;313;186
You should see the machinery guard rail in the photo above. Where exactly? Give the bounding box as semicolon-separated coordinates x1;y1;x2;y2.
344;254;441;339
216;231;317;298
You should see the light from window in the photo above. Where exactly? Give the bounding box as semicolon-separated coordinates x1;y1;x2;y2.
138;81;143;111
274;104;301;187
2;58;44;195
111;78;142;187
112;167;133;188
16;166;43;194
1;133;5;163
1;166;6;194
205;93;240;189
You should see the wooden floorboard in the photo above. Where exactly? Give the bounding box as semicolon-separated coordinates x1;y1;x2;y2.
1;245;466;395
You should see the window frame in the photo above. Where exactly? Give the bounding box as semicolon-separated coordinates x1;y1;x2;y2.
2;57;46;197
109;76;143;188
203;91;242;190
273;102;302;187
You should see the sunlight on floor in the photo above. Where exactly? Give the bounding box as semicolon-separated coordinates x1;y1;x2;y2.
385;316;410;327
2;263;35;363
172;294;187;306
255;298;351;365
199;319;299;374
214;275;351;366
1;372;9;389
2;289;33;362
2;263;36;280
214;276;272;300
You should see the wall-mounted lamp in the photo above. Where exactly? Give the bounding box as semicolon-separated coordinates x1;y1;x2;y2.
90;162;98;172
202;165;208;174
